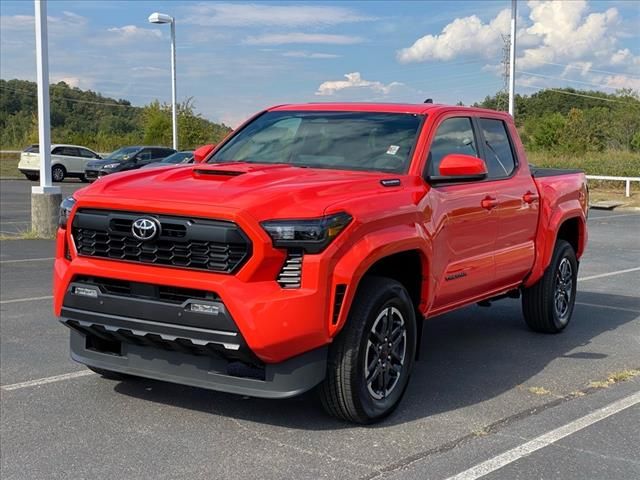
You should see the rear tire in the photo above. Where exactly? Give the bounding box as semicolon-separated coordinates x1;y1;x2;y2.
522;239;577;333
87;366;133;381
79;174;89;183
319;276;417;423
24;173;39;181
51;164;66;182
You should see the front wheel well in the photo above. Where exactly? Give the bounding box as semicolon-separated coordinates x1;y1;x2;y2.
362;250;424;311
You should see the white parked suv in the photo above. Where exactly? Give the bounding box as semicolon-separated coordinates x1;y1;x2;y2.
18;144;102;182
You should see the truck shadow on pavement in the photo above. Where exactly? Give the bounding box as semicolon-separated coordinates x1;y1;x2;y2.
113;290;639;429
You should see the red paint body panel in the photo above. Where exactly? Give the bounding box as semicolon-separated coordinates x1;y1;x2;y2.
53;103;588;364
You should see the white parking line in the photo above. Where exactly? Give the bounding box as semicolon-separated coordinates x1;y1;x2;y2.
444;391;640;480
578;267;640;282
576;302;640;314
0;257;54;264
0;295;52;305
1;370;95;391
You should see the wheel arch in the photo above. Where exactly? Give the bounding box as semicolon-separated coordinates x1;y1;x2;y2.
525;211;586;288
329;228;429;338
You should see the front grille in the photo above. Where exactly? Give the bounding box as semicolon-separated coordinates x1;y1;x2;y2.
72;209;251;273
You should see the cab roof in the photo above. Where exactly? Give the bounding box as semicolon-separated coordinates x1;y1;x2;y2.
269;102;508;118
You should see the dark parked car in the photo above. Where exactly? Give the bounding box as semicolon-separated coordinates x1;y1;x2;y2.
84;146;176;180
140;150;194;169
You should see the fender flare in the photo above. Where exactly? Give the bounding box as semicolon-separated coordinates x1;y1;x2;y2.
525;205;586;287
328;224;430;335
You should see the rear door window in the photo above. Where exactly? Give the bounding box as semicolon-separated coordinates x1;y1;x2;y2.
52;146;80;157
478;118;516;178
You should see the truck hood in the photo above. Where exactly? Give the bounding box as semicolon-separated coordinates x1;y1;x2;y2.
76;162;402;219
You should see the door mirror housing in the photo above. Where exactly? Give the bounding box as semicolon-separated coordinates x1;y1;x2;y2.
194;144;216;163
427;154;488;183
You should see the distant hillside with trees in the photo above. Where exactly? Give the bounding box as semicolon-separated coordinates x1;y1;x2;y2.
475;88;640;154
0;79;232;151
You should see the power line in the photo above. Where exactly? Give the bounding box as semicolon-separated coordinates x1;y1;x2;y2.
518;71;626;90
0;84;140;108
533;60;640;79
517;84;636;104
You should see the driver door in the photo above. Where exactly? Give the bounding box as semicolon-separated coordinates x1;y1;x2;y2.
422;115;498;312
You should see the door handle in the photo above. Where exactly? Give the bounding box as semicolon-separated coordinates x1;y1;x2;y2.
523;191;539;204
481;196;498;210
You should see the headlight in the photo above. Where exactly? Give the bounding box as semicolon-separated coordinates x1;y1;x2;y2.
101;163;119;169
261;212;352;254
59;196;76;229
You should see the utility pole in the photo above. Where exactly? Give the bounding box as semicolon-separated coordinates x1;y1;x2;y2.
508;0;517;117
500;33;510;112
32;0;61;237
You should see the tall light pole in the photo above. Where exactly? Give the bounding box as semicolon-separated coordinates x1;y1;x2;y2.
148;12;178;150
508;0;517;117
32;0;61;237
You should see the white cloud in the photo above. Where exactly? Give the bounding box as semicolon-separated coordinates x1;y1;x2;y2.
244;33;363;46
398;1;639;74
183;3;374;27
397;9;511;63
105;25;162;45
281;51;340;59
315;72;402;96
0;11;87;32
517;1;621;69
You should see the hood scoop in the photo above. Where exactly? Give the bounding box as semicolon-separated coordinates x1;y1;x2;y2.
193;168;245;177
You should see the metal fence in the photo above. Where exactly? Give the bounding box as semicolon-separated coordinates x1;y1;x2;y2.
586;175;640;198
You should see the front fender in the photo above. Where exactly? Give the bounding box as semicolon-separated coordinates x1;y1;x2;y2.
328;224;430;335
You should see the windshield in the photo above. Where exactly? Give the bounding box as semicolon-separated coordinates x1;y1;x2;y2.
162;151;194;164
209;111;423;173
104;147;141;162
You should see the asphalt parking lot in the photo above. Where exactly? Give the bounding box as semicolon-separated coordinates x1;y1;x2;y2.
1;178;638;480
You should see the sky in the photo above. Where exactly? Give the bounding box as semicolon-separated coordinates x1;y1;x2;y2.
1;0;639;127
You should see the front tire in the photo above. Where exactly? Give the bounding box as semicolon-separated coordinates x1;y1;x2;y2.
522;239;578;333
51;164;66;182
319;276;417;424
24;173;39;181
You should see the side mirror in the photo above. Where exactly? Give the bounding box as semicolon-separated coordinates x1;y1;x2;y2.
428;154;487;183
193;144;216;163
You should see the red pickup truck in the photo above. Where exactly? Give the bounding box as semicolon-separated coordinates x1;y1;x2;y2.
54;103;588;423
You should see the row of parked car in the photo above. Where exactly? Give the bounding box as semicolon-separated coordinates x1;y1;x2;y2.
18;144;195;182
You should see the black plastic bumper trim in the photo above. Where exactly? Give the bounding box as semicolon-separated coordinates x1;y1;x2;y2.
68;329;328;399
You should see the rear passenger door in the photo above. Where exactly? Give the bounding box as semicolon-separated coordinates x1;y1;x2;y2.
477;117;538;287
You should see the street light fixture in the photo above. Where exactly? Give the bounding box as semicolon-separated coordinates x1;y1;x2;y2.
148;12;178;150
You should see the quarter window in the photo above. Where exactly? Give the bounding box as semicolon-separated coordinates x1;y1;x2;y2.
426;117;477;177
479;118;516;178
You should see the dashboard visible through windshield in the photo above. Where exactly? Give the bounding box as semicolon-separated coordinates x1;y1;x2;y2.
209;111;424;173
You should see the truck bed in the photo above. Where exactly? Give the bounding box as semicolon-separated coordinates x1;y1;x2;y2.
530;166;585;178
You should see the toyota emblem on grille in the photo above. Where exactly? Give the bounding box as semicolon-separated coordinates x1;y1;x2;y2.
131;217;160;241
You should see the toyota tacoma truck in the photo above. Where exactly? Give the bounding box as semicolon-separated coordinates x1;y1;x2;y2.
54;103;588;423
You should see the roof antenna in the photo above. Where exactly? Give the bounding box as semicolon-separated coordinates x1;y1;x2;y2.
424;98;433;104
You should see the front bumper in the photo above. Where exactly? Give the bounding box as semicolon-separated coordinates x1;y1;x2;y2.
67;325;327;399
60;278;327;398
